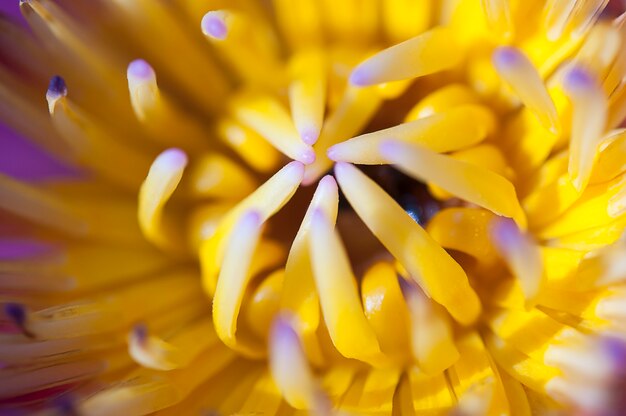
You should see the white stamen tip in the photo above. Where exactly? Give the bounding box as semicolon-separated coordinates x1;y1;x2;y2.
155;148;188;171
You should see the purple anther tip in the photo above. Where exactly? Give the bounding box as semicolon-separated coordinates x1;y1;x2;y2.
128;59;154;80
300;128;319;146
602;337;626;375
564;67;594;90
47;75;67;98
202;13;227;40
493;47;521;67
349;66;370;86
133;322;149;343
490;217;520;248
3;302;26;327
271;315;299;346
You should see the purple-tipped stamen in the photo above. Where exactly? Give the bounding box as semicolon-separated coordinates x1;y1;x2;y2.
47;75;67;99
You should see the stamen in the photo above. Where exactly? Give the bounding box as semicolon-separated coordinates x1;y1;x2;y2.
46;75;67;113
138;148;188;253
481;0;514;40
269;316;329;411
281;175;339;365
562;67;607;192
490;217;544;307
47;76;152;190
216;118;281;173
380;140;527;229
493;47;559;133
349;26;463;86
544;0;610;41
327;105;494;164
334;162;481;325
3;302;34;338
128;318;218;371
302;85;382;185
200;161;304;295
212;210;263;352
126;60;208;151
401;279;460;375
308;208;382;363
201;10;282;87
0;173;88;236
288;50;327;145
186;154;257;200
230;93;316;165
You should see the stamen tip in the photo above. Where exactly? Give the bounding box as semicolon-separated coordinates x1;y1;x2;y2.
492;46;521;67
298;148;316;165
127;59;155;82
3;302;27;327
326;145;340;161
201;12;228;40
490;216;519;247
47;75;67;100
349;66;371;86
156;148;188;170
300;128;319;146
379;139;402;159
132;322;149;344
563;67;595;91
285;160;306;177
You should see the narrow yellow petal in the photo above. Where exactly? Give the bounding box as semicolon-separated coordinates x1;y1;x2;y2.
490;217;544;307
199;161;304;295
334;162;481;325
288;50;327;145
138;148;187;253
269;316;329;411
493;47;559;133
230;92;316;164
380;140;527;229
327;105;494;164
212;210;263;353
562;67;607;192
403;280;460;375
281;175;339;365
481;0;514;40
308;209;382;362
349;26;463;86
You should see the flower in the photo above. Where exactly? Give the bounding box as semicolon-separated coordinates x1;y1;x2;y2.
1;0;626;414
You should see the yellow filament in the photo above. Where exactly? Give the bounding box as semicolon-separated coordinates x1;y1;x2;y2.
490;218;545;308
269;317;324;410
405;84;480;120
303;85;382;185
288;50;327;145
201;9;282;87
562;68;608;192
281;175;339;365
230;92;316;164
138;148;187;253
404;283;460;375
216;118;281;173
380;140;527;229
361;261;411;364
185;153;257;200
493;47;559;133
128;318;218;371
127;60;209;151
200;161;304;295
48;93;152;190
308;209;382;363
0;173;87;237
334;162;481;325
481;0;514;41
349;26;463;86
543;0;609;41
212;210;264;354
328;105;494;164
